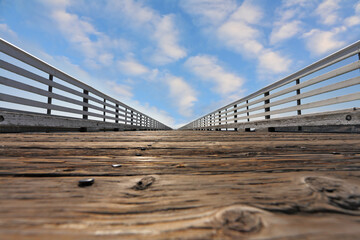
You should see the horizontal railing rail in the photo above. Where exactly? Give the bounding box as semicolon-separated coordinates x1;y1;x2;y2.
0;38;171;131
180;40;360;131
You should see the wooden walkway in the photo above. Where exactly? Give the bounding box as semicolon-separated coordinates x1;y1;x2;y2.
1;130;360;239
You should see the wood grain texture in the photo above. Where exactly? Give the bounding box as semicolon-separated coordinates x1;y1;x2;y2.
0;130;360;239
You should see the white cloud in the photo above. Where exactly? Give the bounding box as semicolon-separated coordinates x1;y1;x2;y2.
258;50;292;74
185;55;245;96
278;9;298;21
228;0;263;24
215;0;291;75
117;58;150;76
217;20;263;55
344;2;360;26
164;74;197;117
106;0;186;65
216;0;264;56
270;20;302;44
98;53;114;66
106;0;156;28
344;15;360;27
216;0;263;55
152;15;187;65
315;0;340;25
356;2;360;12
284;0;310;7
41;1;128;69
51;9;98;57
303;28;346;55
179;0;236;26
0;23;17;39
278;0;359;57
106;81;133;99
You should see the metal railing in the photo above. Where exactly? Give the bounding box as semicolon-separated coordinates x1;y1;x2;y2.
0;38;171;131
180;40;360;131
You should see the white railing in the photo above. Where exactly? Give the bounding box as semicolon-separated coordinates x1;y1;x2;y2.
180;40;360;131
0;38;171;131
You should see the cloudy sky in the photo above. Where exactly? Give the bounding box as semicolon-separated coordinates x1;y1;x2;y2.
1;0;359;128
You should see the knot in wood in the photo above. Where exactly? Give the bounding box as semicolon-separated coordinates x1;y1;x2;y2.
214;208;263;236
132;176;155;190
305;176;360;211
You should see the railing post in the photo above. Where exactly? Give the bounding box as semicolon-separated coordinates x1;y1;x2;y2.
83;90;89;120
264;91;270;119
296;79;301;116
225;108;228;131
115;104;119;123
103;99;106;122
124;108;128;125
131;110;134;125
296;79;302;131
218;111;221;131
246;100;250;122
47;74;53;115
234;104;237;131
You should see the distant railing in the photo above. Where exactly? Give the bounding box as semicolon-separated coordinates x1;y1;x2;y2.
0;38;171;132
180;40;360;131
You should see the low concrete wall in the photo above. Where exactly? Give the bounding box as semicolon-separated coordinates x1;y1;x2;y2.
0;109;155;132
193;108;360;133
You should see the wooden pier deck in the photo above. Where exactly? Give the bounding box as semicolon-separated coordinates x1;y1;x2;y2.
1;130;360;239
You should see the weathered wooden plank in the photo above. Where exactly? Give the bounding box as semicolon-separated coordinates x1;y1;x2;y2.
0;131;360;239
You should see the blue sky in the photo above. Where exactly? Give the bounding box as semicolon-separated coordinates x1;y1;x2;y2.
0;0;359;128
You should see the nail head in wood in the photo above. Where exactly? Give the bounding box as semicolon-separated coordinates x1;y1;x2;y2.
78;178;95;187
